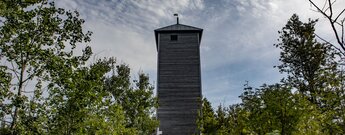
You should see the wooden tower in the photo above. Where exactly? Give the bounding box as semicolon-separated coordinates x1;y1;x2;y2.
154;15;203;135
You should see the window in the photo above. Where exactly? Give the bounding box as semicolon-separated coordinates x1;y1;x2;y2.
170;35;178;41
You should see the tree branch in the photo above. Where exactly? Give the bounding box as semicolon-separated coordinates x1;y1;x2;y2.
329;18;344;50
328;0;333;18
10;62;19;80
315;34;345;56
321;0;328;11
309;0;330;18
308;0;345;52
342;19;344;44
22;90;35;93
334;9;345;22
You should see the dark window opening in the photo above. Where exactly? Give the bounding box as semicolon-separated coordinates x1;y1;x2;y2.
170;35;178;41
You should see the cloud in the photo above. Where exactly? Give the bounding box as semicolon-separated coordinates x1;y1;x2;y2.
56;0;205;72
57;0;204;31
55;0;345;106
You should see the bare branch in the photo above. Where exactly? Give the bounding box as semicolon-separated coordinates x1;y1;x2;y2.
329;19;344;49
334;9;345;22
22;90;34;93
308;0;345;52
328;0;333;18
335;21;343;26
309;0;330;18
323;0;333;14
321;0;328;11
22;74;35;85
10;62;19;80
315;34;345;56
340;19;345;44
310;8;323;14
23;77;31;92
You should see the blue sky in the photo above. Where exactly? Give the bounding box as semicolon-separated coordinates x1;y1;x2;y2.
56;0;344;107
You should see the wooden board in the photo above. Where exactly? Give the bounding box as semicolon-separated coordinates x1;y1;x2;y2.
157;32;202;135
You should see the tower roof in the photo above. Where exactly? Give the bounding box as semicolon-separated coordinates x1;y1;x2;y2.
155;23;203;31
154;23;203;50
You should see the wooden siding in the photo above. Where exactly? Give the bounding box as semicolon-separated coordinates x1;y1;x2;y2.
157;32;201;135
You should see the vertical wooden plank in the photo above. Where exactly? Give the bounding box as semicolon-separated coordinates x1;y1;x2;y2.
157;32;202;135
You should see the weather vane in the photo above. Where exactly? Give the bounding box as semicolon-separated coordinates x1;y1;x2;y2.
174;13;179;24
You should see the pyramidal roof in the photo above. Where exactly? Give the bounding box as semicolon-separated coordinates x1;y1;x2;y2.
154;23;203;50
155;23;202;31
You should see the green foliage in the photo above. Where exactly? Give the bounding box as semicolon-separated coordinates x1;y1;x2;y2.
198;98;249;135
46;58;136;134
198;14;345;135
0;0;92;133
104;65;159;135
275;14;340;106
0;0;158;134
275;14;345;134
197;98;218;134
226;104;248;134
241;84;302;135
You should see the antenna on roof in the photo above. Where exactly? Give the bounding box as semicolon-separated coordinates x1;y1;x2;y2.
174;13;179;24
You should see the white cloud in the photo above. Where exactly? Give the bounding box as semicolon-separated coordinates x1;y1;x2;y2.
56;0;204;72
55;0;345;106
84;21;156;74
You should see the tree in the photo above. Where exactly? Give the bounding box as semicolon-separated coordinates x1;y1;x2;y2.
0;0;92;133
104;64;159;135
197;98;218;134
0;0;159;134
199;84;303;135
275;14;339;106
275;14;345;134
225;104;248;135
240;84;302;135
215;104;227;133
197;13;345;135
259;84;301;135
293;92;324;135
46;58;138;134
240;83;269;134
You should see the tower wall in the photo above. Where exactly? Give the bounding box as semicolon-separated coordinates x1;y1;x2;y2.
157;32;202;135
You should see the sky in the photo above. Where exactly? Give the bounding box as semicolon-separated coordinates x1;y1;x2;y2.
55;0;345;107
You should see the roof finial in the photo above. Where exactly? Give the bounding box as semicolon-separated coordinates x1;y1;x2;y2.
174;13;179;24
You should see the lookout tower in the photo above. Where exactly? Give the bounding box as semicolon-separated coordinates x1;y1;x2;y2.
154;14;203;135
